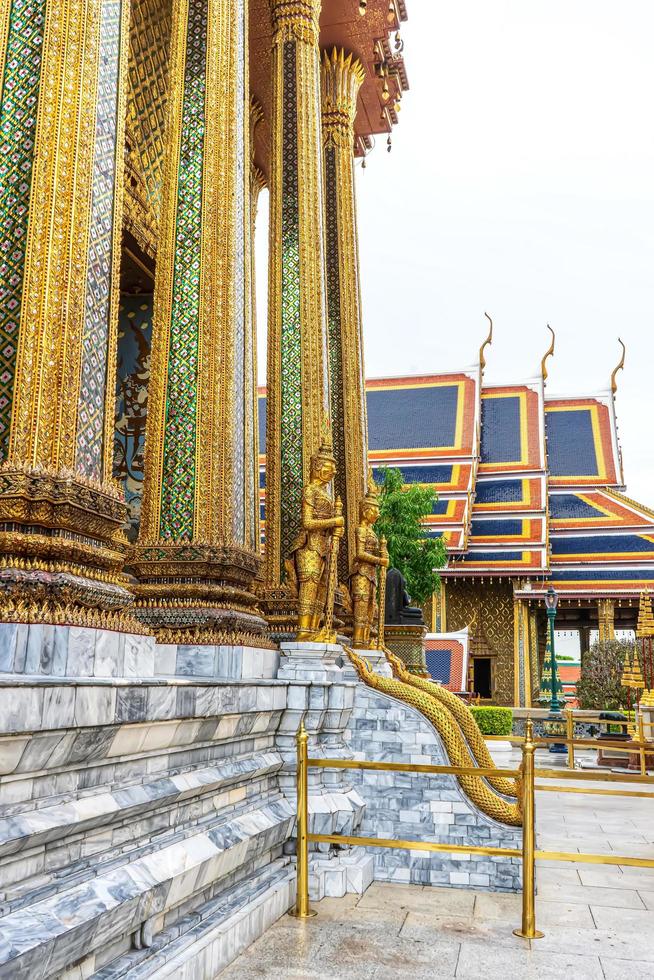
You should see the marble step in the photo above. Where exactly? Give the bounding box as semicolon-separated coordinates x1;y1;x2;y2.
1;779;283;914
0;754;282;907
0;799;295;979
0;752;282;859
90;860;295;979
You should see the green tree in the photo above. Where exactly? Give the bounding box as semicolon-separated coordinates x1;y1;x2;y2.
575;639;634;711
375;466;447;605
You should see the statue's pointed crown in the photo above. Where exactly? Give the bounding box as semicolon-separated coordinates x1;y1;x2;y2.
363;467;380;507
314;419;336;467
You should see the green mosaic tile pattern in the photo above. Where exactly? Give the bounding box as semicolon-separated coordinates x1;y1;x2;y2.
324;146;348;577
77;0;122;479
279;40;303;571
159;0;205;539
0;0;46;461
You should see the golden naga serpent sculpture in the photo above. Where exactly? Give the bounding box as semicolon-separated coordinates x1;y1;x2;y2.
344;647;522;827
384;649;518;800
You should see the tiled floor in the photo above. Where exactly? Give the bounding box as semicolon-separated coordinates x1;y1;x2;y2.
220;750;654;978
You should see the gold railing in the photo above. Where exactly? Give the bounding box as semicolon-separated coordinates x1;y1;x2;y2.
290;719;654;939
486;708;654;778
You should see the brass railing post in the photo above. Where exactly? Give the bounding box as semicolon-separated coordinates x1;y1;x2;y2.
514;720;543;939
638;712;647;777
566;709;575;770
289;722;317;918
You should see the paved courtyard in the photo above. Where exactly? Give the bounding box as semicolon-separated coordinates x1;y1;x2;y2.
220;750;654;978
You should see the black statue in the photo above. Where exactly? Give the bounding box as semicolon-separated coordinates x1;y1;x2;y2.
384;568;425;626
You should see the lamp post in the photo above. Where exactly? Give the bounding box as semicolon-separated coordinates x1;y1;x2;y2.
544;586;567;753
545;587;563;712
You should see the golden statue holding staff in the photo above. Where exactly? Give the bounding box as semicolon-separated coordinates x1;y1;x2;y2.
288;432;345;641
350;473;389;649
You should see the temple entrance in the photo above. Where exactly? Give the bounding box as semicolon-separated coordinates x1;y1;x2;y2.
473;657;492;700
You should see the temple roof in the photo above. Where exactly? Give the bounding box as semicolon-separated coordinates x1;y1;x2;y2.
256;353;653;597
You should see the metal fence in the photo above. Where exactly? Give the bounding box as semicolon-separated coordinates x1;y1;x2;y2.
290;719;654;938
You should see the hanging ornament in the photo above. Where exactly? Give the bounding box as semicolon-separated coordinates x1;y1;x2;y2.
359;0;367;15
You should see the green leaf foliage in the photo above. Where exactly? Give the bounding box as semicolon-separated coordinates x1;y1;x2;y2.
470;706;513;736
375;466;447;605
575;639;635;712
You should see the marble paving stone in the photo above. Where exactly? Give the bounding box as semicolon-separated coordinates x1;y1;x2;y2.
576;868;654;889
536;882;646;909
455;943;604;979
400;910;526;949
600;956;654;979
632;888;654;910
590;905;654;933
531;925;654;962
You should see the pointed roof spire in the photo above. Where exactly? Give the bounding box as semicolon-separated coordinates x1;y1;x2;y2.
541;324;555;381
611;337;626;394
479;312;493;372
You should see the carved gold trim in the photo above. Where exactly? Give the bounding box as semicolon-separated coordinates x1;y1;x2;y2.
0;597;150;634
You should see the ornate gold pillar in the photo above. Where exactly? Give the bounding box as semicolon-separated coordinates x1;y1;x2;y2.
0;0;132;619
250;96;266;552
265;0;331;587
598;599;616;643
513;597;532;707
321;48;368;580
130;0;266;644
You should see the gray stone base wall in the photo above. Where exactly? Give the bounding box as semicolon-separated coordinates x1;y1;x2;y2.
0;634;365;979
346;681;523;892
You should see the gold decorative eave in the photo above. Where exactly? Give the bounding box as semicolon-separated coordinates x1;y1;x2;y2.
250;0;409;178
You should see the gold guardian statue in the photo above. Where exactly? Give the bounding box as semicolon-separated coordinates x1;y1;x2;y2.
350;473;389;649
288;432;345;641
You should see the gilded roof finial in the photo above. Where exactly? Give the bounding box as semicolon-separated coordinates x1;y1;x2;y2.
541;324;555;381
479;313;493;371
611;337;626;394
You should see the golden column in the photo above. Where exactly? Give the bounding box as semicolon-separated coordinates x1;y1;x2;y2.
0;0;132;620
265;0;331;588
598;599;616;643
130;0;267;644
321;47;368;580
249;96;266;552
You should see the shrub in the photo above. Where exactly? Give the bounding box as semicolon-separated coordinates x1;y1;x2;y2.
575;639;635;711
470;706;513;736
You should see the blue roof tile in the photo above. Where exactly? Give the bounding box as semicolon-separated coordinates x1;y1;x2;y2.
481;396;523;463
551;534;654;556
475;480;524;503
471;519;523;537
366;385;460;451
546;409;598;477
372;463;454;485
548;494;603;520
426;648;452;685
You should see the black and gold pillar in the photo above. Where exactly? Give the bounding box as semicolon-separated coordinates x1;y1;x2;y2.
265;0;331;587
321;47;368;579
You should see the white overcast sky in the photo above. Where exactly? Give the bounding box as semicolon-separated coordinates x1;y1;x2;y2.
256;1;654;508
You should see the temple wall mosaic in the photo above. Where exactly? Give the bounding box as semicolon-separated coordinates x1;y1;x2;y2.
0;0;47;460
76;0;123;480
